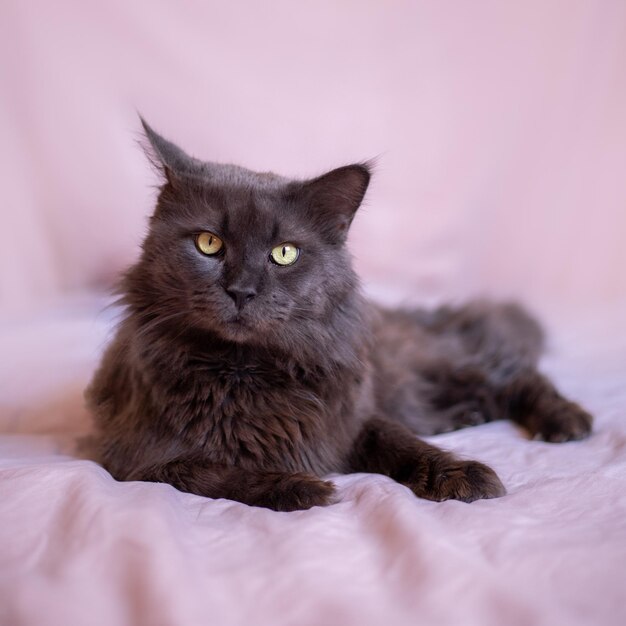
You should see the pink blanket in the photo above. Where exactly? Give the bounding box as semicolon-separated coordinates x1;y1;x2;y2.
1;295;625;626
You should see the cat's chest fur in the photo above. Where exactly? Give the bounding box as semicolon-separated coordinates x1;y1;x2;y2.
146;339;359;474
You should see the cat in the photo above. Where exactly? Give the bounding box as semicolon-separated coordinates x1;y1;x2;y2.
85;119;593;511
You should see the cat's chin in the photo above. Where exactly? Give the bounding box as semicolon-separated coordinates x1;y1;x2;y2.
215;316;259;343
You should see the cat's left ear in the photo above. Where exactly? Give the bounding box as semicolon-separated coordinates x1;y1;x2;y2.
139;117;199;187
300;163;371;244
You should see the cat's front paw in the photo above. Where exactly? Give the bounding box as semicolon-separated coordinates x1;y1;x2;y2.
266;474;336;512
410;460;506;503
531;401;593;443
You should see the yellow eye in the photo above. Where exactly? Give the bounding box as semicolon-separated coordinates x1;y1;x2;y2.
270;243;299;266
195;232;224;256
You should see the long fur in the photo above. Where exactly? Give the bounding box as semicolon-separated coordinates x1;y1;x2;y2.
86;121;592;511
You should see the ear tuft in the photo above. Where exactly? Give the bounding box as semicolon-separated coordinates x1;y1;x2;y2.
138;116;198;185
302;163;372;243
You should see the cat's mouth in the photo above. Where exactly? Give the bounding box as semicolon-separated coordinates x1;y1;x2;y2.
221;313;254;338
218;309;277;343
227;312;249;325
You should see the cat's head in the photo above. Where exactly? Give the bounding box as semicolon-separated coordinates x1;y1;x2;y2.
123;119;371;350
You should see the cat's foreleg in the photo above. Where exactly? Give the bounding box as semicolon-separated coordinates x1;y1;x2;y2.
347;418;505;502
135;460;335;511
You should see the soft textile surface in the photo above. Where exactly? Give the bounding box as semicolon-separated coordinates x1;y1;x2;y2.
1;295;625;626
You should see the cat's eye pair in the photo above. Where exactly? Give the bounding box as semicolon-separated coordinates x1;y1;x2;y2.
195;231;299;266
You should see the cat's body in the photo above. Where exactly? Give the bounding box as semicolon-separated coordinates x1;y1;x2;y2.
87;121;592;510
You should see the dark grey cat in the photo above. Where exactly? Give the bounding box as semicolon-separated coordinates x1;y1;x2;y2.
86;120;593;511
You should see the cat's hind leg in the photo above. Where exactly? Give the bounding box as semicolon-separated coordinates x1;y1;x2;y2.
497;368;592;442
421;361;592;441
412;302;592;440
420;362;501;433
424;301;592;440
374;301;592;440
374;301;542;435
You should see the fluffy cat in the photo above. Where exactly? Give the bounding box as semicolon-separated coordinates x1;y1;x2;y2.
86;120;593;511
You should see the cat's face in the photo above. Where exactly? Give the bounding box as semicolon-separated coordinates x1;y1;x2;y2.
126;120;370;347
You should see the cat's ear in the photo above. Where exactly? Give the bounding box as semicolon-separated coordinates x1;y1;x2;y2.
300;163;371;244
139;117;199;187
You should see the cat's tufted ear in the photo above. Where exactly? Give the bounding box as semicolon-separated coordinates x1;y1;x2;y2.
300;163;371;244
139;117;200;187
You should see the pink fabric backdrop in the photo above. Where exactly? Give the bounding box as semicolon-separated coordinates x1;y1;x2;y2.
2;0;625;318
2;4;626;626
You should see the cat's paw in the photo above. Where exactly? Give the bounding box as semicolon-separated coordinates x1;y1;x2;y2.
531;401;593;443
410;460;506;503
266;474;336;512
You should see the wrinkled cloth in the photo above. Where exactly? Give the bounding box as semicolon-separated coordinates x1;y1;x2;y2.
1;295;625;626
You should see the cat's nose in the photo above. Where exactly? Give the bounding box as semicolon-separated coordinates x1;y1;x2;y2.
226;285;257;310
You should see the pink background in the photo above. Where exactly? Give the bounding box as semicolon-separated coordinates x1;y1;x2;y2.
2;4;626;626
2;0;625;319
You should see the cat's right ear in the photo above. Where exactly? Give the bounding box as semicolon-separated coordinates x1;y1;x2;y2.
139;117;198;188
297;163;372;244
